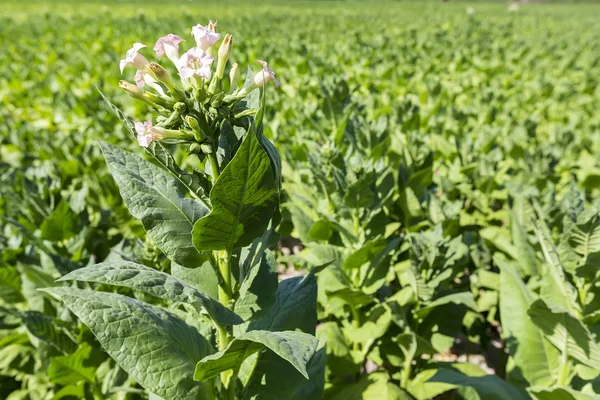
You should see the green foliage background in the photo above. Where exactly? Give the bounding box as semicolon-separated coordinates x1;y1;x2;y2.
1;0;600;399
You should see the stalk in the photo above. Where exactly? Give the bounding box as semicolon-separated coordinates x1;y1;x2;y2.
209;153;221;181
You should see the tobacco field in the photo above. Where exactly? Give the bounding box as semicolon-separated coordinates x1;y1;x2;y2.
1;1;600;399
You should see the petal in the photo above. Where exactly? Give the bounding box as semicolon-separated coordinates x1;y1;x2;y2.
256;60;268;70
134;121;146;135
273;76;280;88
179;66;194;79
132;42;147;52
119;59;128;74
134;70;146;88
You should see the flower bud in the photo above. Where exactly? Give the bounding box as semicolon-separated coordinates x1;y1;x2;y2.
185;115;207;142
200;143;213;154
119;80;144;100
173;102;187;114
149;62;172;85
189;143;203;155
210;92;225;108
215;34;232;79
229;63;240;91
144;91;174;108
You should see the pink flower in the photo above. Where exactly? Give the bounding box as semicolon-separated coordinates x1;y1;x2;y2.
135;120;163;147
191;22;221;51
178;47;214;80
120;43;149;74
254;60;280;88
134;70;166;96
154;34;184;64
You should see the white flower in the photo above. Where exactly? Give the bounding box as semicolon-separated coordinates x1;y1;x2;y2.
134;70;166;96
508;4;519;12
135;120;162;147
191;22;221;51
154;34;184;65
254;60;280;88
120;43;149;73
466;7;475;15
178;47;214;80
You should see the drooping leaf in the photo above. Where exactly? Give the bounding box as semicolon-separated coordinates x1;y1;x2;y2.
58;261;242;325
192;129;278;252
193;330;318;381
100;141;208;268
42;287;213;400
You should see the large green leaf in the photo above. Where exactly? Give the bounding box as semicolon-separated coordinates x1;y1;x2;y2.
498;258;558;388
528;298;600;370
192;129;278;252
58;261;242;325
100;141;208;268
193;330;318;381
325;372;411;400
42;287;213;399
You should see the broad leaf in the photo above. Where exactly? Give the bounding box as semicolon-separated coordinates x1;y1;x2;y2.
192;129;278;252
100;141;208;267
42;287;213;400
59;261;242;325
193;330;318;381
427;368;529;400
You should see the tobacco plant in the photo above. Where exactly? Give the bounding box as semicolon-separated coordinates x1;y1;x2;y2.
42;22;323;400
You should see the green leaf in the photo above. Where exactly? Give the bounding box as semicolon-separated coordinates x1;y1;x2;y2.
529;386;600;400
534;223;580;314
40;200;80;242
415;292;478;319
325;372;411;400
528;298;600;370
42;287;213;399
48;343;96;385
193;330;318;381
249;271;317;334
234;251;278;324
192;129;278;252
58;261;242;326
19;311;76;353
242;345;327;400
509;205;538;277
171;260;219;301
100;141;208;268
498;258;558;388
426;368;529;400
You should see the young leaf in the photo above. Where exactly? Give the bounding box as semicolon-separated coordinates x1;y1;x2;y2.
42;287;213;400
192;129;278;252
58;261;243;325
528;298;600;370
193;330;318;381
100;141;208;268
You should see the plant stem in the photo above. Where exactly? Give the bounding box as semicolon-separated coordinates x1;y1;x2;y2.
209;153;220;181
227;367;239;400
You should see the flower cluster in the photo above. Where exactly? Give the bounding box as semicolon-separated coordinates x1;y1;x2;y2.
118;21;279;149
